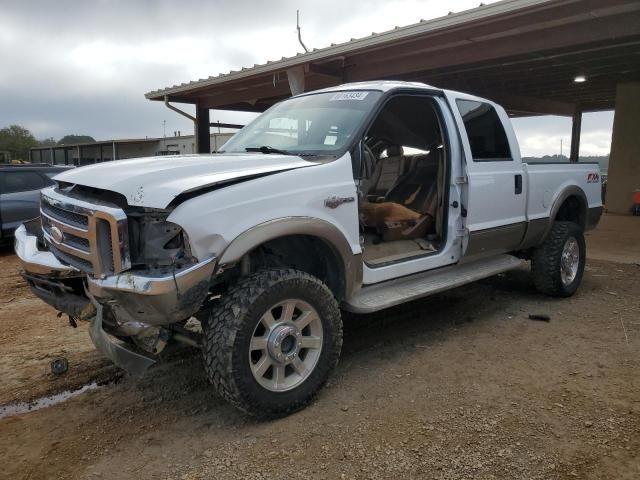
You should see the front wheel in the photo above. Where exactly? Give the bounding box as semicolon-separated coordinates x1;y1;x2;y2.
531;221;586;297
202;269;342;417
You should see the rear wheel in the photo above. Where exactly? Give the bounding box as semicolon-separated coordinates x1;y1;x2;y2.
531;221;585;297
202;268;342;417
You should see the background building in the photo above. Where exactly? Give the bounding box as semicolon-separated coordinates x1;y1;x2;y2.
29;132;234;166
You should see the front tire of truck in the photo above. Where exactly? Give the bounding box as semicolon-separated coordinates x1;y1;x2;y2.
531;221;585;297
202;268;342;417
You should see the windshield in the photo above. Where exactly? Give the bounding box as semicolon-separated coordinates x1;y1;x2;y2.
221;90;382;156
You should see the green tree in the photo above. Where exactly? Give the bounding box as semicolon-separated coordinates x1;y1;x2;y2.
57;135;96;145
0;125;38;161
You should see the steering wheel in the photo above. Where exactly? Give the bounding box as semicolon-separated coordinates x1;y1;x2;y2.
362;143;376;179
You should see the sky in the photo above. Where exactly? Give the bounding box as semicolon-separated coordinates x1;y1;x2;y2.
0;0;613;157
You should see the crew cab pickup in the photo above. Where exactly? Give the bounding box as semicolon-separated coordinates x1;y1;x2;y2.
15;81;602;416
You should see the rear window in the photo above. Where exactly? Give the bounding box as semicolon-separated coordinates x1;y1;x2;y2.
0;171;49;194
456;99;511;161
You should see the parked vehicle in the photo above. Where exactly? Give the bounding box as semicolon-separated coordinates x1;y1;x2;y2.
0;164;71;244
15;82;602;416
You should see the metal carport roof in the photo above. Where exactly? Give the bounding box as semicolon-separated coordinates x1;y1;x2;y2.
145;0;640;116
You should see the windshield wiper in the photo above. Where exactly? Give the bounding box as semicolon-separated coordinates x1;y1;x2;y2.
245;146;291;155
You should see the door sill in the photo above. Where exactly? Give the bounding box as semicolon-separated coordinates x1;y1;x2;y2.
344;254;525;313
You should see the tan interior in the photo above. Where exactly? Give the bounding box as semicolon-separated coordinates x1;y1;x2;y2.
358;96;445;265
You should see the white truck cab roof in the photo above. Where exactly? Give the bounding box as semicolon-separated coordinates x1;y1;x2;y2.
297;80;494;106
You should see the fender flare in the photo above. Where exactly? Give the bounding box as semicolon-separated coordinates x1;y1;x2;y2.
219;217;362;300
542;185;588;240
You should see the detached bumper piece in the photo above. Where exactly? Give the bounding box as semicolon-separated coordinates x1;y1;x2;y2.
89;305;156;377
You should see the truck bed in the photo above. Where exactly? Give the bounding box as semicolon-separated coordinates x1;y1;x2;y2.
523;162;602;224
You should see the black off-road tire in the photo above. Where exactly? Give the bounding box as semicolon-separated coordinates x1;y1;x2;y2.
531;221;585;297
202;268;342;417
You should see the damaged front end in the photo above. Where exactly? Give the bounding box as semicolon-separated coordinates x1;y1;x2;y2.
15;189;217;376
88;206;216;328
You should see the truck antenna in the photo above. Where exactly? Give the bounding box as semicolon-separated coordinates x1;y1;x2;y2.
297;10;309;53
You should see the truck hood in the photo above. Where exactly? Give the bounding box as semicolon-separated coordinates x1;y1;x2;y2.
54;153;317;209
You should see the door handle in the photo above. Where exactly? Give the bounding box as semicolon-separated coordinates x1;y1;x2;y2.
514;174;523;195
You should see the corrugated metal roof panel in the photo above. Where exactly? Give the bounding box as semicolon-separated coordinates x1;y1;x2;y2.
145;0;552;100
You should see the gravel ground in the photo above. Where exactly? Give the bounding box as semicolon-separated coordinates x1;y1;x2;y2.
0;242;638;480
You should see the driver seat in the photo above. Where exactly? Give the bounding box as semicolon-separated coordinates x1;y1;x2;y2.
367;145;405;197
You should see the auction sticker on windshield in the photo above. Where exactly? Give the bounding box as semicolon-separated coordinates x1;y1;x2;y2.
330;91;369;101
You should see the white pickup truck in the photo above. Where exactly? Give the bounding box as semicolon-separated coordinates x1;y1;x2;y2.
16;81;602;416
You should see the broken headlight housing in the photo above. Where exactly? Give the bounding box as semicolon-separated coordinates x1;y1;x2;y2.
126;210;195;269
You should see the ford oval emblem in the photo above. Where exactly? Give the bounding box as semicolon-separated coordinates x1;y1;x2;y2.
50;226;64;244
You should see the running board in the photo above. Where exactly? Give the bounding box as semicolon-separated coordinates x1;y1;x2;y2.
344;255;526;313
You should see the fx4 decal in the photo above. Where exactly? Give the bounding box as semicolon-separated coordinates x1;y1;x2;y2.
587;173;600;184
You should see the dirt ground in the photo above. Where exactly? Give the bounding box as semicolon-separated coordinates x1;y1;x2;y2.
1;216;639;480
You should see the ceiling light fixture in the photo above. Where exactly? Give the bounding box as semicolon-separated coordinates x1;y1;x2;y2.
574;75;587;83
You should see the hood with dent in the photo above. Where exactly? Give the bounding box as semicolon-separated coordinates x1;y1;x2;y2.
53;153;316;209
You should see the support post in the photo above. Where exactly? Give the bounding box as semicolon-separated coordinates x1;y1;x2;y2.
50;148;54;164
195;103;211;153
287;65;305;96
64;148;69;166
99;144;103;163
569;110;582;162
606;82;640;214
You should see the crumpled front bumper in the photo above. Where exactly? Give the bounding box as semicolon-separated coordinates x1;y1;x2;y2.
16;221;217;327
86;260;216;375
86;256;217;327
16;221;217;375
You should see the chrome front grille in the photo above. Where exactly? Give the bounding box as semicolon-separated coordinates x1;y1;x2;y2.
42;201;88;228
40;187;130;277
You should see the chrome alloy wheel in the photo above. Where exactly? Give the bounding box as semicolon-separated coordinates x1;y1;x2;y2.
249;299;323;392
560;236;580;286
